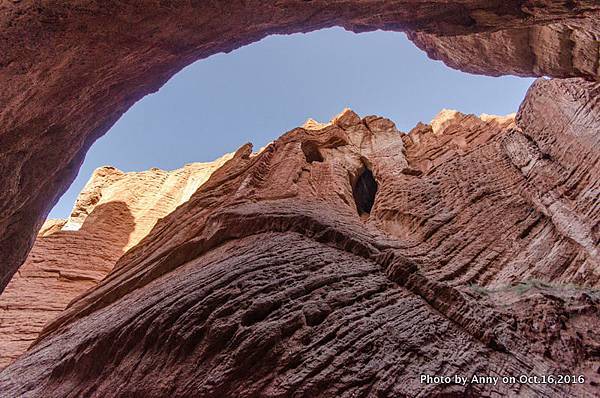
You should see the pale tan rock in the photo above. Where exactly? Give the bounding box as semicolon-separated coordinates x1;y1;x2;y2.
0;154;232;368
37;219;66;237
0;2;598;395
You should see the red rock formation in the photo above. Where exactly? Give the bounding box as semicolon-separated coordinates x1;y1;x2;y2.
0;76;597;396
409;17;600;79
0;3;598;396
1;0;599;293
0;155;232;369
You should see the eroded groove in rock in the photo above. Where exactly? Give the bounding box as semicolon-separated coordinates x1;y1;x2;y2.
1;95;598;396
1;1;600;292
352;166;377;216
0;232;591;397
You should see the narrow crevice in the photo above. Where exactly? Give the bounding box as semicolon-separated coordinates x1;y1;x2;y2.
352;166;377;216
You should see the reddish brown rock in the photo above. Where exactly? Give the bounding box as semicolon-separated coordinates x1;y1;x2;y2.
0;155;232;369
0;2;598;396
1;0;600;293
409;17;600;79
0;75;597;396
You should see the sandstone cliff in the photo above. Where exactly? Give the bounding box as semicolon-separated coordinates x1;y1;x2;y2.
0;2;598;396
0;154;232;369
1;78;598;396
1;1;599;294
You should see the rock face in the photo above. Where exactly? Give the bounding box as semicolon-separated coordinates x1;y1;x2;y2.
408;17;600;80
0;3;599;396
0;77;598;396
0;155;232;369
1;0;600;294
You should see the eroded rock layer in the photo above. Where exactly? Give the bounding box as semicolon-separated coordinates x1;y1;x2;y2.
1;0;600;293
0;77;598;397
0;155;231;369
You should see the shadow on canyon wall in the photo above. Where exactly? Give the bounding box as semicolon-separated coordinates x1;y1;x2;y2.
0;201;135;369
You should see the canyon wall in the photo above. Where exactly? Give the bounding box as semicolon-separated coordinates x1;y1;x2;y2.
0;2;598;396
1;0;599;293
0;155;232;368
0;76;598;396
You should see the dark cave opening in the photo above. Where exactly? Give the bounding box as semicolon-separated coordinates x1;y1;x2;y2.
352;167;377;216
301;141;324;163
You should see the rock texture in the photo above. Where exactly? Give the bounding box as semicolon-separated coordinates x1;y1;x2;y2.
409;18;600;79
0;76;598;396
1;0;600;293
0;155;232;369
0;2;599;396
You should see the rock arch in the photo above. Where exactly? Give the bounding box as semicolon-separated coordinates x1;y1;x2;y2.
0;0;598;293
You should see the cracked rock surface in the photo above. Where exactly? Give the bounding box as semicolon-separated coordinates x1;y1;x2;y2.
0;2;599;396
1;76;598;396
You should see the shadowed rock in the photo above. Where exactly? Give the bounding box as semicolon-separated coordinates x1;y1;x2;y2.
1;0;599;293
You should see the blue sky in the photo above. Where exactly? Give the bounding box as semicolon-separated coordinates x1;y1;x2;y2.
49;28;535;219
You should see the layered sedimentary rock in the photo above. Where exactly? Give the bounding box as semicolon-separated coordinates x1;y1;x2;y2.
1;0;600;293
0;155;232;369
409;18;600;79
1;76;598;396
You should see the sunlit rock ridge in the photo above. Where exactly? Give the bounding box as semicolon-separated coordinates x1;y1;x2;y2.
0;154;233;369
1;90;599;396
